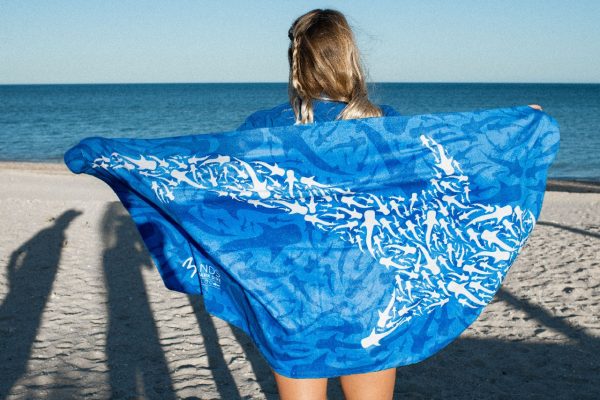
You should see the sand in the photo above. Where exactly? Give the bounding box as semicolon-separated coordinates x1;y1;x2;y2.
0;162;599;400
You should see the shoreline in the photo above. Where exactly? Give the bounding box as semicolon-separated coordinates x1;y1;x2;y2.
2;160;599;193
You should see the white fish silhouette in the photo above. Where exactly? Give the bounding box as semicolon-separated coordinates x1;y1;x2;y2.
92;135;535;348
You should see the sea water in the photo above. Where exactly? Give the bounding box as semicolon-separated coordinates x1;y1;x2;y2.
0;83;598;181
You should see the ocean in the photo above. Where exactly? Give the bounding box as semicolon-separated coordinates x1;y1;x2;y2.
0;83;598;181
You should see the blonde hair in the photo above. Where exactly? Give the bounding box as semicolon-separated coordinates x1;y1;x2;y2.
288;9;382;124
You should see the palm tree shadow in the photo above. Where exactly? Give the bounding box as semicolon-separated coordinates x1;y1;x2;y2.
0;209;81;400
101;202;176;400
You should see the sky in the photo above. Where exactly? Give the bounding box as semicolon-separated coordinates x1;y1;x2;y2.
1;0;599;84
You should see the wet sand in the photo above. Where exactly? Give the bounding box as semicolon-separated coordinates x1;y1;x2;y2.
1;162;599;399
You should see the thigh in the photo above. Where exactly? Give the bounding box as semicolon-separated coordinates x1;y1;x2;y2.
272;369;328;400
339;367;397;400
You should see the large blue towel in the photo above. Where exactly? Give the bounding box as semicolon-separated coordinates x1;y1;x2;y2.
64;105;559;378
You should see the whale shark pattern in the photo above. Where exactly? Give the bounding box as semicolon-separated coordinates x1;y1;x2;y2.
65;106;560;378
89;134;535;349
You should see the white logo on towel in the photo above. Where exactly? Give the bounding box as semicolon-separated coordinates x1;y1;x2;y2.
182;256;221;289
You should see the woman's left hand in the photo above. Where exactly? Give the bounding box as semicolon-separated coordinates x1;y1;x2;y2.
528;104;543;110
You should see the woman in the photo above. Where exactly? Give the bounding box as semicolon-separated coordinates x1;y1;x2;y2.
61;8;554;400
238;9;547;399
238;9;400;133
238;9;400;400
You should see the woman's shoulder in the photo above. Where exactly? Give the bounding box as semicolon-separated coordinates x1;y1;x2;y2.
379;104;401;117
236;102;295;131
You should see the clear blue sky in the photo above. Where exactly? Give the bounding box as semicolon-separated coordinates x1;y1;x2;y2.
1;0;599;84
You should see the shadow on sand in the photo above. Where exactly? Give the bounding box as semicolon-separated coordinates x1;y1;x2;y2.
2;204;598;399
101;202;279;400
97;202;599;399
0;209;81;400
101;202;176;399
538;220;600;240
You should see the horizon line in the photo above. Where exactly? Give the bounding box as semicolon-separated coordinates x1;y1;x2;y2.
1;80;599;86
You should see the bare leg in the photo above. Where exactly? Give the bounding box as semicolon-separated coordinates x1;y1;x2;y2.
339;367;397;400
272;369;328;400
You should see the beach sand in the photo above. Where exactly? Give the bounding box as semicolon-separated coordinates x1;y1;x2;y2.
0;162;599;400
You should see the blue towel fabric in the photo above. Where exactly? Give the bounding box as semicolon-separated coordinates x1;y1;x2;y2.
64;105;559;379
236;99;401;130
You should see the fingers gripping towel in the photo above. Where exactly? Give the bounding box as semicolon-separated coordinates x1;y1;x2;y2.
64;105;559;378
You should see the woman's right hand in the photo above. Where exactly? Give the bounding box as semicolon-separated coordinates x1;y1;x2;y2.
528;104;543;110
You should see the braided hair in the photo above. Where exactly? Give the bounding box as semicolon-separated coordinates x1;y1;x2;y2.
287;9;382;124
